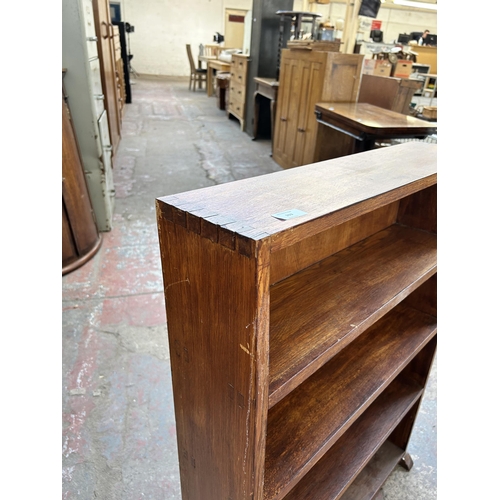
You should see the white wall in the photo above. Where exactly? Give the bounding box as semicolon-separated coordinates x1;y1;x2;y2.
119;0;436;76
121;0;251;76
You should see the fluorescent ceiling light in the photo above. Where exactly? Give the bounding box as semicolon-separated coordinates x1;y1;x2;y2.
393;0;437;10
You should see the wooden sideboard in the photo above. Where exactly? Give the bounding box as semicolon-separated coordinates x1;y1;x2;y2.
272;49;364;169
156;141;437;500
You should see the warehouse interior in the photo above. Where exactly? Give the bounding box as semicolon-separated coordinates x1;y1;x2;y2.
44;0;497;498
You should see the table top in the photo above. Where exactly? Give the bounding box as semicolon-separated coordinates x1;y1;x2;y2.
198;55;217;62
208;59;231;70
315;102;437;135
254;77;279;87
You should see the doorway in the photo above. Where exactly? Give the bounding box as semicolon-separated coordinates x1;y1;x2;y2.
224;9;248;49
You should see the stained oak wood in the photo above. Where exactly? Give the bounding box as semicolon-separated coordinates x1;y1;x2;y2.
340;441;407;500
315;102;437;137
263;301;437;499
156;142;437;500
157;218;269;500
283;377;422;499
157;142;437;254
270;202;399;284
269;224;437;406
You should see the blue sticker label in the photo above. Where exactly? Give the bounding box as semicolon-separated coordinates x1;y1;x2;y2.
272;209;307;221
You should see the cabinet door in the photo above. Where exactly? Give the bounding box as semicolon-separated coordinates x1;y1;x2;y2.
293;60;324;167
273;57;305;169
93;0;121;156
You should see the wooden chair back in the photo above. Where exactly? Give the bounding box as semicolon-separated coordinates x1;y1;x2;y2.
186;44;196;72
358;74;421;115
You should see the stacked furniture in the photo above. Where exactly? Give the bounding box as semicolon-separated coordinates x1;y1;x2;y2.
62;0;115;231
272;49;364;169
156;141;437;500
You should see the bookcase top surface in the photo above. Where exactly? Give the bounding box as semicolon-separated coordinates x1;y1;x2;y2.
157;142;436;249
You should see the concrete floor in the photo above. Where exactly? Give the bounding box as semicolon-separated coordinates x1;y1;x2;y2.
62;75;437;499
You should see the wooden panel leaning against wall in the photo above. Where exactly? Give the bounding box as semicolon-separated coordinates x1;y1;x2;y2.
62;76;102;275
93;0;121;157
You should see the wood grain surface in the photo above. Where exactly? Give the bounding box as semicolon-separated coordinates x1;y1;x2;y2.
283;378;422;499
157;142;436;253
263;301;437;499
315;102;438;135
269;224;437;407
156;142;438;500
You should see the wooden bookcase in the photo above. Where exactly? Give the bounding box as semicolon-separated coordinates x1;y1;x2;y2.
156;142;437;500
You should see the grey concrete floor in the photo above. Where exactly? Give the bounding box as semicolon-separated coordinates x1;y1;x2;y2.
62;75;437;499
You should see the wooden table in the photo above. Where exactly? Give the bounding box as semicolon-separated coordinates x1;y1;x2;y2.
314;102;437;161
253;77;279;145
206;59;231;97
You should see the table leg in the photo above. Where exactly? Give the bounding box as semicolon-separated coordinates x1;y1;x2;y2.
253;92;260;140
207;67;213;97
270;98;276;150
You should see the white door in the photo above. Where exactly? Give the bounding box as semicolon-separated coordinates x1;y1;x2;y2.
224;9;247;49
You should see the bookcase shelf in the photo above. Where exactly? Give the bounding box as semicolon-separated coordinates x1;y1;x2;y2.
283;377;423;500
269;224;436;407
265;300;436;499
156;141;437;500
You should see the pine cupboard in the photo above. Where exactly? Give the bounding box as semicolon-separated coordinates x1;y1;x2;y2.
272;49;364;169
156;142;437;500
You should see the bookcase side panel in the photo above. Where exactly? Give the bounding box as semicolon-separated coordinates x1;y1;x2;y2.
157;215;269;500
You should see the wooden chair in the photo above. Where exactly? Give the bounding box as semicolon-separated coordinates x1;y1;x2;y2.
186;44;207;91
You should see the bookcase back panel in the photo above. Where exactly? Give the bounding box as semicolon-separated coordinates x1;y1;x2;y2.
397;184;437;233
270;201;399;285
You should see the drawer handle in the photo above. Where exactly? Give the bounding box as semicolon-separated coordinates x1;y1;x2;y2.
281;117;287;122
87;36;98;42
298;127;305;132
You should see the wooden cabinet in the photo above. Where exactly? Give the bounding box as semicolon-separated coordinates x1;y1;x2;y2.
62;0;115;231
227;54;249;130
112;24;126;120
156;141;437;500
273;49;364;169
63;82;101;275
93;0;121;156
